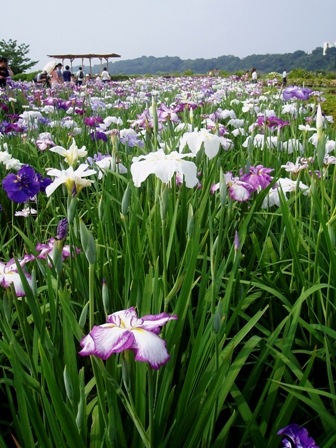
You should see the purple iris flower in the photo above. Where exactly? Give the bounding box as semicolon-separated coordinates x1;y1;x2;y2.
90;131;108;142
257;115;290;129
0;121;25;134
120;133;144;148
87;152;108;164
43;97;58;106
2;165;41;203
240;165;274;192
84;116;104;127
57;100;70;111
6;114;20;122
277;424;319;448
36;238;81;263
35;173;52;193
79;307;178;369
224;172;254;202
75;108;85;115
0;103;9;112
283;86;312;101
157;103;179;123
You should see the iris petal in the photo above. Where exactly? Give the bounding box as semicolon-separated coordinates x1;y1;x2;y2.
131;328;171;369
79;325;134;360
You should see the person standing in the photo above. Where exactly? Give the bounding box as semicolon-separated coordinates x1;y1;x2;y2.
56;63;64;83
63;65;71;83
49;65;60;86
76;67;85;86
282;69;287;87
101;67;111;83
251;68;257;84
0;57;13;88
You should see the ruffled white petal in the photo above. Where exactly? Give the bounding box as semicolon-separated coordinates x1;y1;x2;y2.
88;325;134;360
131;328;171;369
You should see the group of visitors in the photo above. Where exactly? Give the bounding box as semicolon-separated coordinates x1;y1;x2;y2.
1;56;289;90
33;63;111;88
208;68;220;76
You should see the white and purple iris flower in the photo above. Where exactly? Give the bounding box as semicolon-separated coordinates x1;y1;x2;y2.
36;237;81;264
0;255;34;296
277;423;319;448
119;128;144;147
211;165;273;202
79;307;178;369
35;132;56;151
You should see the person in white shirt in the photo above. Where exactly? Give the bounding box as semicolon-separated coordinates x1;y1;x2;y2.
101;68;111;83
251;68;257;84
282;69;287;86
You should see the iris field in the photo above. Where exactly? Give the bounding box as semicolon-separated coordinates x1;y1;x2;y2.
0;75;335;447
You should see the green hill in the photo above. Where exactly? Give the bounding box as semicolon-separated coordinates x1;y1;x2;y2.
79;46;336;75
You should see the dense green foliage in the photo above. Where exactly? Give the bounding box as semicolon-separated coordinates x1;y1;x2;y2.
0;77;336;447
0;39;38;74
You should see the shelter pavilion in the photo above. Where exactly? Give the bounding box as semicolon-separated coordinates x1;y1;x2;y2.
47;53;121;74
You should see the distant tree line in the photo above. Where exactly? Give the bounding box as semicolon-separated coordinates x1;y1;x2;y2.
83;47;336;76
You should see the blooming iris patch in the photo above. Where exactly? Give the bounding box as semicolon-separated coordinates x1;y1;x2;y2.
79;307;178;369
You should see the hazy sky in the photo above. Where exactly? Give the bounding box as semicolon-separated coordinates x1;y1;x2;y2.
2;0;335;69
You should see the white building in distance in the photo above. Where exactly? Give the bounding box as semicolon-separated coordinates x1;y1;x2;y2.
323;42;336;55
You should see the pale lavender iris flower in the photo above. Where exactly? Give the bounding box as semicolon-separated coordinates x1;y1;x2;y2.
79;307;178;369
283;86;312;101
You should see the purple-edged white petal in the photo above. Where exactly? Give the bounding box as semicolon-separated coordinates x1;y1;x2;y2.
109;307;144;330
229;184;251;202
210;182;220;194
78;334;95;356
139;312;178;334
0;266;32;296
131;328;171;369
79;307;178;368
80;325;134;360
